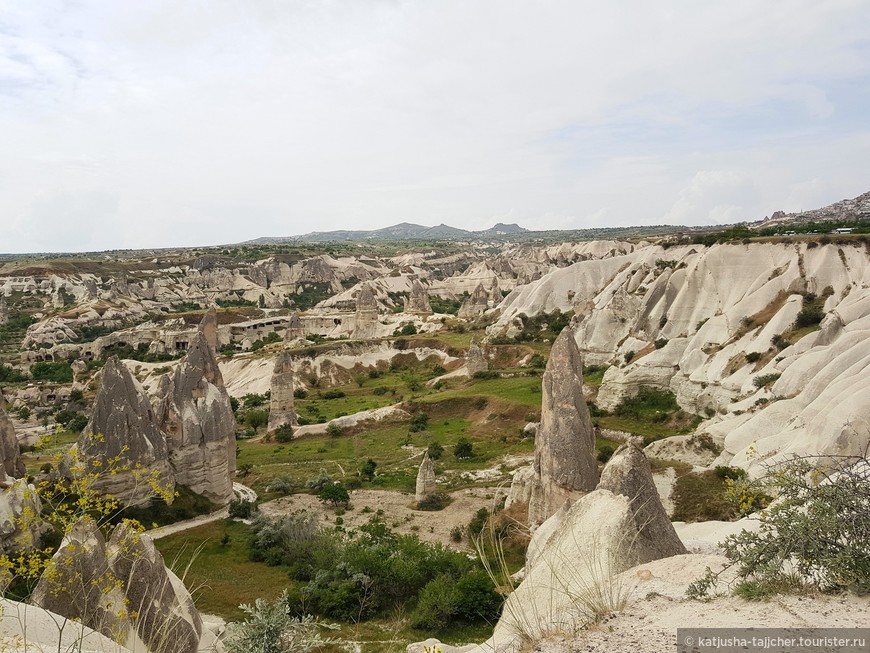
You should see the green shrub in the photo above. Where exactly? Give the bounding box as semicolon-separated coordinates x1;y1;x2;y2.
318;483;350;507
745;351;762;363
360;458;377;481
30;362;73;383
0;364;27;383
409;413;429;433
293;388;308;399
623;350;636;364
426;442;444;460
689;455;870;598
416;494;449;511
322;389;346;400
467;508;489;537
372;386;388;396
597;443;615;463
654;338;668;349
614;386;679;420
528;353;546;368
472;370;499;380
325;423;343;437
274;424;294;442
228;499;256;519
454;437;474;459
752;373;781;388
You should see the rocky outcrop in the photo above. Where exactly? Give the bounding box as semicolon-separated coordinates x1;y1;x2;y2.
353;283;379;339
415;453;436;503
457;282;489;319
32;518;205;653
529;327;598;526
283;312;305;341
597;443;686;562
466;337;488;376
155;316;236;505
504;465;534;509
0;402;25;483
466;444;683;652
198;307;218;350
404;280;432;314
0;479;44;554
0;297;7;325
268;350;297;432
74;357;173;506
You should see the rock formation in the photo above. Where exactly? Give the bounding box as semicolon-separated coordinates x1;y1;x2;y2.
0;297;7;325
504;465;534;509
155;315;236;505
198;307;218;350
404;280;432;315
74;357;173;506
0;401;25;484
457;282;489;319
466;337;488;376
529;326;598;527
268;350;297;432
460;443;685;652
32;518;204;653
283;311;305;341
353;283;379;339
0;479;44;554
414;452;436;503
597;443;686;562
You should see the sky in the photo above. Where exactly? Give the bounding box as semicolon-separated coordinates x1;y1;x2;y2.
1;1;869;253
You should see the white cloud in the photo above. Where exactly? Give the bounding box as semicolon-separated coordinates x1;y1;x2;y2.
0;1;869;252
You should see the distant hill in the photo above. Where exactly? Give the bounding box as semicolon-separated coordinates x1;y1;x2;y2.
755;190;870;229
244;222;528;244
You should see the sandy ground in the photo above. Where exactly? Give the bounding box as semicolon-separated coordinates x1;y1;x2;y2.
521;555;870;653
260;487;506;548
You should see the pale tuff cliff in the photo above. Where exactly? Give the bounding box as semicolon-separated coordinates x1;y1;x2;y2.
490;241;870;475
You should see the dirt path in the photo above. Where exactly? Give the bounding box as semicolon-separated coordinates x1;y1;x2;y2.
148;483;256;540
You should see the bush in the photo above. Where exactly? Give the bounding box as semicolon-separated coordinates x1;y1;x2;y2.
0;364;27;383
614;386;679;420
266;475;297;495
467;508;489;537
472;370;499;380
623;350;636;364
689;455;870;598
274;424;294;442
454;438;474;459
745;351;762;363
372;386;388;396
393;324;418;337
416;493;449;511
360;458;377;481
245;409;269;432
228;499;256;519
654;338;668;350
753;373;781;388
426;442;444;461
597;443;615;463
318;483;350;507
30;362;73;383
293;388;308;399
409;413;429;433
325;423;343;437
322;389;346;400
528;353;546;368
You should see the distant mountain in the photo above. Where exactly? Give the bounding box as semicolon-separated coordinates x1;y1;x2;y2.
244;222;529;244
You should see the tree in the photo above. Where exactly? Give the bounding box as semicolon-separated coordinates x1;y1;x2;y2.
454;437;474;459
318;483;349;508
360;459;377;481
245;409;269;433
426;442;444;461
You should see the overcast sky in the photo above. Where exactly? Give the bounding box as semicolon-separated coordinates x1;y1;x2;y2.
1;1;869;253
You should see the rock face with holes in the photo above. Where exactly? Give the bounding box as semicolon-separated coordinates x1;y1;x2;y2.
32;518;206;653
268;350;297;432
466;337;488;376
0;402;25;483
404;279;433;315
414;452;437;503
74;356;173;506
529;326;598;527
155;314;236;505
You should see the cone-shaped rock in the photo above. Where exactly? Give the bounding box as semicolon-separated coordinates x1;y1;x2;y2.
597;442;686;561
529;326;597;526
404;280;432;315
458;282;489;319
268;350;297;432
108;522;203;653
353;283;379;338
198;307;219;350
155;324;236;505
284;311;305;342
466;337;488;376
32;518;132;643
0;402;25;483
74;357;173;506
415;452;436;503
